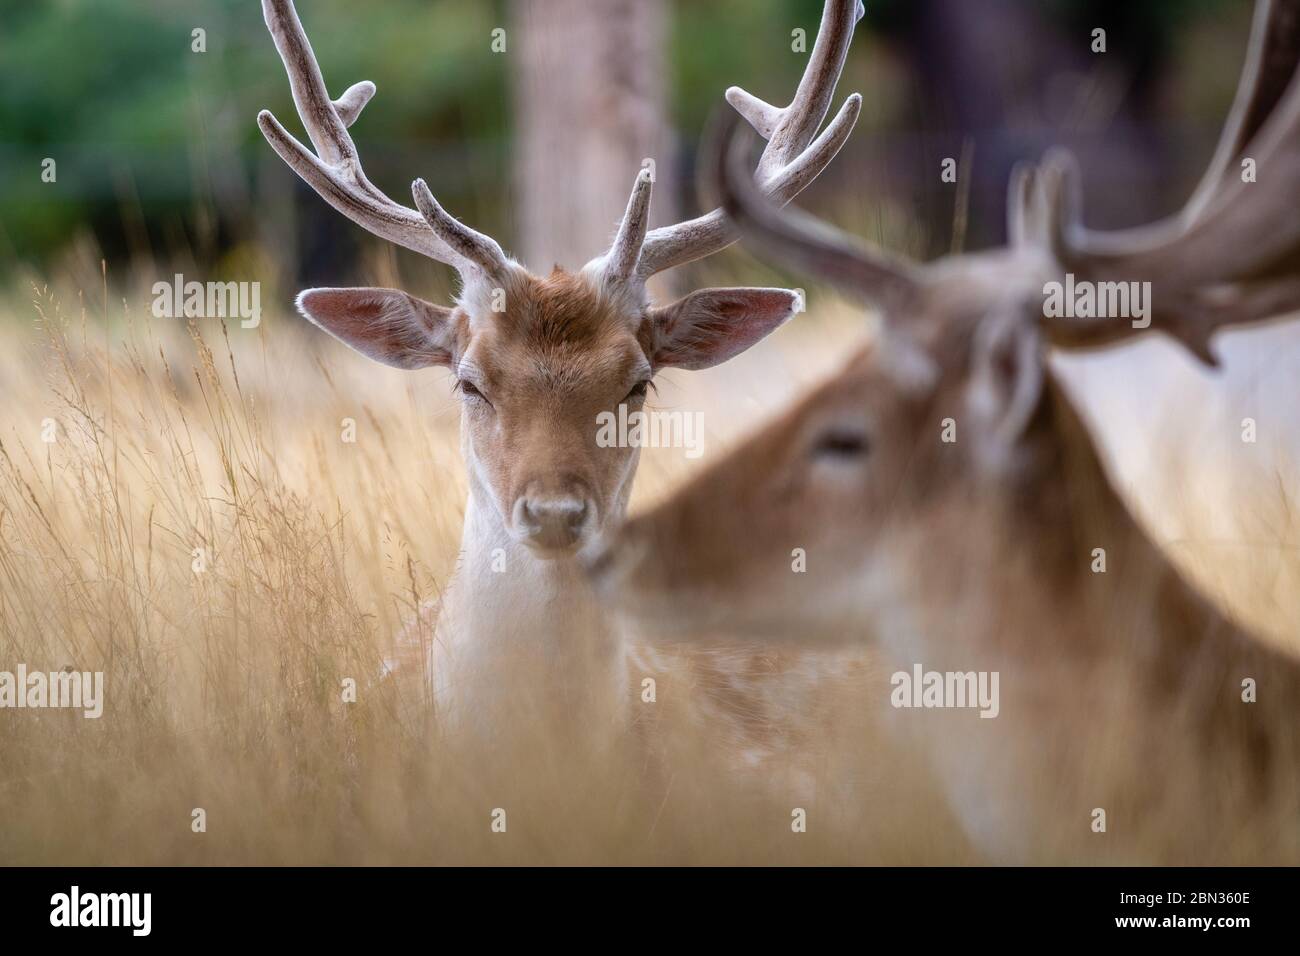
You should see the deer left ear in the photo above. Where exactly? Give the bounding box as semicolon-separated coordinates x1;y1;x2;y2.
965;312;1046;463
646;287;798;370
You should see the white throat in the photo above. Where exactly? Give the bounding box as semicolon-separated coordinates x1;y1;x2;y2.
430;468;630;746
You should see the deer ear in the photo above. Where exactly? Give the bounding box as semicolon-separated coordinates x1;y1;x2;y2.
964;312;1046;463
296;288;458;370
646;287;798;370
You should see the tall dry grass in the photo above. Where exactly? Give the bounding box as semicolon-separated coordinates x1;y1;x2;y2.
0;275;958;864
0;271;1294;864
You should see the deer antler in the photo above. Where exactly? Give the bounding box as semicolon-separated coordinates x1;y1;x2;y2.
602;168;654;287
599;0;865;282
709;109;920;309
1041;0;1300;362
708;0;1300;364
257;0;507;281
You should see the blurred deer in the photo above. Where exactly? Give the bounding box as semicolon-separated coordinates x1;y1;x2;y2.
257;0;863;746
591;0;1300;860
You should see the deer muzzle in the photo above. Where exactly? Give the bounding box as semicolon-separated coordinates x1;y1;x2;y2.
513;491;592;554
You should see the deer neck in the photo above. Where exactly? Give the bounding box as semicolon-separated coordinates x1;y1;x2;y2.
1024;383;1249;656
895;384;1300;861
431;464;630;742
453;489;612;644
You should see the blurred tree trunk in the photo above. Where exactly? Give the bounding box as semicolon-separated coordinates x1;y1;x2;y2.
510;0;676;276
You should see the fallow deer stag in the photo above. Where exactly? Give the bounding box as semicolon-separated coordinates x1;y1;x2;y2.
591;0;1300;861
257;0;863;746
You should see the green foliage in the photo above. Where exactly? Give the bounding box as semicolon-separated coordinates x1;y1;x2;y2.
0;0;1249;276
0;0;506;268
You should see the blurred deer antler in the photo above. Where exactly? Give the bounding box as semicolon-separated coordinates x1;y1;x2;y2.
711;0;1300;364
1039;0;1300;361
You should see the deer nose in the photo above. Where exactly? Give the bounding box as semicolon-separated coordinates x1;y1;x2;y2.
514;493;590;551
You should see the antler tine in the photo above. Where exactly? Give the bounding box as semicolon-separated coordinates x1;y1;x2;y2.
634;0;864;280
602;169;655;285
1058;0;1300;269
1006;161;1043;249
261;0;350;163
412;180;508;278
1184;0;1300;224
1042;0;1300;361
333;81;377;128
258;0;505;279
710;109;919;309
749;0;865;181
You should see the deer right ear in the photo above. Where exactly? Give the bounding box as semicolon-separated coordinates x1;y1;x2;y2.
964;312;1046;469
296;288;459;370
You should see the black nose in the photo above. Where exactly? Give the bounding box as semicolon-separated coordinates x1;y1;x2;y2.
516;494;589;550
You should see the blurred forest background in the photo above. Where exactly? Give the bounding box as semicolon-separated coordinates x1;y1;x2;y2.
0;0;1252;300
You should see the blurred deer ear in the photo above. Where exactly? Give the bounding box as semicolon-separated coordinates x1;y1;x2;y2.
965;311;1046;465
646;287;797;370
296;288;458;370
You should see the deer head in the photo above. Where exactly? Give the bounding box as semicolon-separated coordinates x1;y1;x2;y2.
589;0;1300;636
258;0;864;558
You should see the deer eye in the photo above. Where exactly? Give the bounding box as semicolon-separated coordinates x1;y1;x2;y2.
812;428;870;460
457;380;490;405
624;380;652;403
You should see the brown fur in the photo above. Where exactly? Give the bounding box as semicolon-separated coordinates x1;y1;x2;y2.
598;266;1300;863
450;269;650;533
